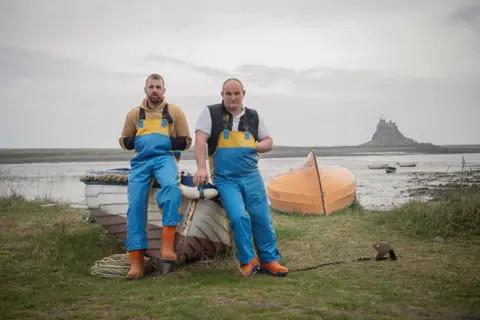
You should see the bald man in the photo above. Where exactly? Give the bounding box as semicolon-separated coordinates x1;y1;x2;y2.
193;78;288;277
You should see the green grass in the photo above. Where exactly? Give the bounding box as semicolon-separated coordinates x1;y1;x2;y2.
371;187;480;239
1;191;479;320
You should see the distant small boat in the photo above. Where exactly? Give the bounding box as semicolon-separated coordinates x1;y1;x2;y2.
385;166;397;173
368;164;389;169
396;162;417;167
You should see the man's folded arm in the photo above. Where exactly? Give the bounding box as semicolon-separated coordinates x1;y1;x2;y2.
119;108;138;150
172;108;193;150
170;136;188;150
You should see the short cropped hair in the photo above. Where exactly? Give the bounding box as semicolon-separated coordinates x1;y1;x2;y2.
145;73;165;86
222;78;244;91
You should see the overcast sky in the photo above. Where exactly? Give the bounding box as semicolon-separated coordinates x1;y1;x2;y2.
1;0;479;148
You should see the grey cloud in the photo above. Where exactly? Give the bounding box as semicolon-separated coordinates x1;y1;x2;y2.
143;54;229;79
1;0;479;148
232;64;414;102
0;45;148;80
0;1;208;45
0;45;144;140
1;62;479;148
447;4;480;33
235;65;298;86
191;66;229;79
171;78;480;147
237;64;380;82
195;0;466;29
218;64;480;145
170;61;480;146
0;46;216;148
0;45;146;110
1;46;108;80
0;46;145;115
1;0;463;48
143;54;188;65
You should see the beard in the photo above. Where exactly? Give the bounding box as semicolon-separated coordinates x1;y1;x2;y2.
148;94;162;105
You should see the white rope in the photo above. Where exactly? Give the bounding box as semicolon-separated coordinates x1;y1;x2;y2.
89;253;155;278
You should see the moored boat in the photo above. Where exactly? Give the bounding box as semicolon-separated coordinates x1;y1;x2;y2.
266;151;357;215
396;162;417;167
367;164;389;169
385;166;397;173
79;168;230;264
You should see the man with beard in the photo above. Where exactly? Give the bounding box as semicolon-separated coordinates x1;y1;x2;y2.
119;73;192;280
192;78;288;277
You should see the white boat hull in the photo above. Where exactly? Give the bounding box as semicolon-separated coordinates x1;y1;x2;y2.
80;169;231;263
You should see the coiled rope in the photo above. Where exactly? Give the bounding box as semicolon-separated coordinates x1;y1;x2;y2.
88;200;199;279
80;173;129;185
82;172;153;278
87;196;209;278
89;253;156;278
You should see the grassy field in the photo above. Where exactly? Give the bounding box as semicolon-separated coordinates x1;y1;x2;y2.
1;190;480;319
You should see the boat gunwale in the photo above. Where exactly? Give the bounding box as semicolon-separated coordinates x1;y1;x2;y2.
269;197;357;216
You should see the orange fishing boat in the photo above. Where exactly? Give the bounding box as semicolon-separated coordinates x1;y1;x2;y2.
266;151;357;215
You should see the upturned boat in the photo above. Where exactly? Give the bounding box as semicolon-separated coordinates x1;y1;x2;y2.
266;151;357;215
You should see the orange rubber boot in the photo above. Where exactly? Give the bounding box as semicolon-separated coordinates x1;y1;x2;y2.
161;226;178;263
126;250;145;280
260;261;288;277
238;256;259;277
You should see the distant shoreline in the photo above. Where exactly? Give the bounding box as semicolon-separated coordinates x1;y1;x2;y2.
1;145;480;164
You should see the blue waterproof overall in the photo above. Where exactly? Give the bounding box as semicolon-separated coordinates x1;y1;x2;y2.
209;110;280;264
125;105;182;252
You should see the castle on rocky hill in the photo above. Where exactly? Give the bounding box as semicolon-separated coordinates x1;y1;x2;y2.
361;118;419;146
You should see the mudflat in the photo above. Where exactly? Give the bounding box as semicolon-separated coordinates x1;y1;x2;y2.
1;145;480;164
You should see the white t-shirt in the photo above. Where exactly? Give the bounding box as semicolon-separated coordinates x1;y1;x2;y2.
194;105;270;140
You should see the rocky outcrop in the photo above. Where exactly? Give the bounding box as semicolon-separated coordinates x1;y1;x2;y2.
361;118;419;146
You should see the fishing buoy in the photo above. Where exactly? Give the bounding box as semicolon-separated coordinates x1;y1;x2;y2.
181;185;218;200
79;169;219;200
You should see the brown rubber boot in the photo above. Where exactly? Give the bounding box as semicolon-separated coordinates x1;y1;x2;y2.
238;256;259;277
260;261;288;277
160;226;178;263
126;250;145;280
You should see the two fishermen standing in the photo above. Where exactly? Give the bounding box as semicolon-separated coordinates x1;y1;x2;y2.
119;74;288;280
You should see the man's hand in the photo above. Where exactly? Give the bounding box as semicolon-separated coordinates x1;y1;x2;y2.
194;130;210;187
193;168;209;187
256;136;273;153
